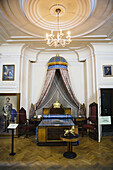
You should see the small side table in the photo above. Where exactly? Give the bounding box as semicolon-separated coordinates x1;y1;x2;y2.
60;134;79;159
7;124;18;156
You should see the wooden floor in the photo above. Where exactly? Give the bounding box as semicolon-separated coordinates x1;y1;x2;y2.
0;135;113;170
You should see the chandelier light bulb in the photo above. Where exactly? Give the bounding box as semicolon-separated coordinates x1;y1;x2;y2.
67;31;70;36
46;33;48;39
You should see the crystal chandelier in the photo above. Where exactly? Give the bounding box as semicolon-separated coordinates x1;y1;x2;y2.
46;8;72;48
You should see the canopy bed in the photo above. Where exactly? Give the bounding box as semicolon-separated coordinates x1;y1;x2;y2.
35;55;85;144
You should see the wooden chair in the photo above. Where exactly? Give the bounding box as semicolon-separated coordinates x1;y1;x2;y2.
19;107;35;137
82;102;98;140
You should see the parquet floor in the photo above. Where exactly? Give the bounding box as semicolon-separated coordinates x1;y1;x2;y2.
0;135;113;170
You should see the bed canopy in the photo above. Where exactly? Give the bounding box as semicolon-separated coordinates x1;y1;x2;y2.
36;55;85;117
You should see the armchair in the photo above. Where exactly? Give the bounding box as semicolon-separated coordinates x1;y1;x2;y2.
19;107;35;137
82;102;98;140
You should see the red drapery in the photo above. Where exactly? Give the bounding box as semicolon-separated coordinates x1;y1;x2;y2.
36;69;56;108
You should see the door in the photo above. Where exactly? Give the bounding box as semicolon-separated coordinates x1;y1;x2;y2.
101;93;112;116
101;89;113;136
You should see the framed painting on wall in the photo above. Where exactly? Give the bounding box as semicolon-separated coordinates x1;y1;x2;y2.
103;65;113;77
0;93;20;136
2;65;15;81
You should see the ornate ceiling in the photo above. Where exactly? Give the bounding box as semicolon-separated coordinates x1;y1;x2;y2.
0;0;113;50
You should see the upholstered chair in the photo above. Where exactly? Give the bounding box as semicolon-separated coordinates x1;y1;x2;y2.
82;102;98;140
19;107;35;137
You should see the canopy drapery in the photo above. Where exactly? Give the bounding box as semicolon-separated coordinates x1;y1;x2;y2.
59;69;79;107
36;69;56;108
36;68;79;110
36;55;85;117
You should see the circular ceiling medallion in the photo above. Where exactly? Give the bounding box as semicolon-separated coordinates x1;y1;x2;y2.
50;4;66;17
17;0;99;33
23;0;96;31
1;0;112;39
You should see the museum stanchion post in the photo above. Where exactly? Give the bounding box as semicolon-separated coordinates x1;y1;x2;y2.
7;124;18;156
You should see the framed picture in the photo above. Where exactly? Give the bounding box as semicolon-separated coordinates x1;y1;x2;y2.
103;65;113;77
2;65;15;81
0;93;20;136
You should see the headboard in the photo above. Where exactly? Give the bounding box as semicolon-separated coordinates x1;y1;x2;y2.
43;101;71;115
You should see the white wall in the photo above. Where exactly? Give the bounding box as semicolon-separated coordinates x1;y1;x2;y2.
31;51;85;105
75;46;97;116
19;50;86;117
0;44;24;93
1;43;113;119
31;62;47;104
91;43;113;142
0;44;96;118
68;61;85;104
92;43;113;88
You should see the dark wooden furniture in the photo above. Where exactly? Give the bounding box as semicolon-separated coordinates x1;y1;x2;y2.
82;102;98;140
43;108;71;115
19;107;35;137
29;118;42;127
38;125;78;143
38;103;78;144
75;118;87;133
60;134;79;159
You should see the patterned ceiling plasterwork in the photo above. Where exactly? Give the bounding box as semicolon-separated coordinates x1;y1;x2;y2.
0;0;113;48
20;0;96;30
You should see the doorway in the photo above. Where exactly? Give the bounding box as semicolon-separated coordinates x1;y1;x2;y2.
101;89;113;136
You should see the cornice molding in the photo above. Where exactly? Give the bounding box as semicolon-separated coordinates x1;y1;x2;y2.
0;43;25;56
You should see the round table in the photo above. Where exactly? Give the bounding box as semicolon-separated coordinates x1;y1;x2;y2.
60;134;79;159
